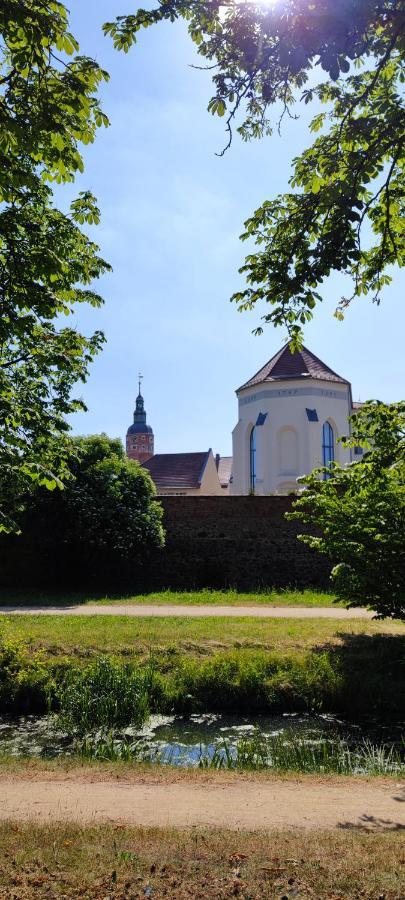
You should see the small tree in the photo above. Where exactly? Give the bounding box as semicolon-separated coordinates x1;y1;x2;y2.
288;401;405;619
10;435;164;586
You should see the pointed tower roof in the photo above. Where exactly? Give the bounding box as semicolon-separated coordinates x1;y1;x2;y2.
127;375;154;435
237;345;349;392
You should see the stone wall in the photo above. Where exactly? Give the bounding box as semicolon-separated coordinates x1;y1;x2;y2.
146;496;330;590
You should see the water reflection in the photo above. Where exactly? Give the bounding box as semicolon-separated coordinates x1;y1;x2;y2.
0;712;403;765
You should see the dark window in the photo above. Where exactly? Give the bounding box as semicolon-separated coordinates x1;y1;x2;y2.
250;426;257;493
354;446;363;456
306;408;318;422
322;421;334;475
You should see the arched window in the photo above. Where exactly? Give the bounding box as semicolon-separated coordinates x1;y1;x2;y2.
322;421;334;475
250;426;257;493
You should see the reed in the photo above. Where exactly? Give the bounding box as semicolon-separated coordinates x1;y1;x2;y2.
56;658;153;733
199;730;405;775
75;728;405;776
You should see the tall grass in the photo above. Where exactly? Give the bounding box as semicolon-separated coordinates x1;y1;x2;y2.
152;649;342;714
1;630;404;722
76;730;151;762
75;728;405;776
56;658;153;733
199;730;405;775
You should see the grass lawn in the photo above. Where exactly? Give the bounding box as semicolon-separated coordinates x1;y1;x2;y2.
2;615;404;720
3;613;404;659
0;820;403;898
0;587;346;608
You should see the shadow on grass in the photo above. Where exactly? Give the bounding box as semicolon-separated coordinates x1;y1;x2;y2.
318;632;405;721
0;588;135;608
338;814;405;832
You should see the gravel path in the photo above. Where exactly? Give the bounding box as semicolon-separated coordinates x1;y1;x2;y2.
1;775;403;830
0;604;375;618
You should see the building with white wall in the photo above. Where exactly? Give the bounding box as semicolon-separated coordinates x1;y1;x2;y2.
126;345;362;496
231;345;358;495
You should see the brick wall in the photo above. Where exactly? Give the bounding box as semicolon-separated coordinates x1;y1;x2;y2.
146;496;330;590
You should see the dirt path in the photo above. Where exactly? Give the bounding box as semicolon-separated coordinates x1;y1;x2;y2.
0;604;375;618
0;775;403;830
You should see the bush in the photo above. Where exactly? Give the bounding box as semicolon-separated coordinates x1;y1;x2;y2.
0;629;51;714
0;434;164;588
289;401;405;619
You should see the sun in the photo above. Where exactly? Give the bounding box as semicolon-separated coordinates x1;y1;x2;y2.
220;0;281;22
241;0;282;8
245;0;280;5
229;0;280;6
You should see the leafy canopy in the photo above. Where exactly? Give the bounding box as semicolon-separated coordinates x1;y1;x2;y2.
288;400;405;620
0;1;111;532
6;435;165;586
62;435;165;561
105;1;404;345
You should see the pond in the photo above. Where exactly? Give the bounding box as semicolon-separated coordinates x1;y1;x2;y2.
1;711;404;769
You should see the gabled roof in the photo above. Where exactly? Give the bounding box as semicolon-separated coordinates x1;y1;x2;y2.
237;344;350;392
143;451;212;490
217;456;232;487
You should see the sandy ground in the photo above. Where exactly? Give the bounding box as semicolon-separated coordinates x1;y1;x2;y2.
0;604;375;618
0;774;404;831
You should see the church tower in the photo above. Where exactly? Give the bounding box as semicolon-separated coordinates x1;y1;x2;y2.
126;376;154;463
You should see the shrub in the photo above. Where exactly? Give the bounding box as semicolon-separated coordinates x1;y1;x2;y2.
0;629;51;714
0;434;164;588
289;401;405;619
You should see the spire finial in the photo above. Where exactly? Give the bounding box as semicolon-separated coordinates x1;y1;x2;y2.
138;372;143;396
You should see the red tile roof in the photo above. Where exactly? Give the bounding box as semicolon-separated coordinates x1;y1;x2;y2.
238;345;350;392
143;451;211;490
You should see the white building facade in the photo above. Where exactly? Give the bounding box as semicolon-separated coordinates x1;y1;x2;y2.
231;345;356;495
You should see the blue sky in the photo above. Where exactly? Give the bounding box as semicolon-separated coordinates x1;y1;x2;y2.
66;1;404;456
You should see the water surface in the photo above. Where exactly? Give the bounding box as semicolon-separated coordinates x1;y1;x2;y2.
1;712;403;766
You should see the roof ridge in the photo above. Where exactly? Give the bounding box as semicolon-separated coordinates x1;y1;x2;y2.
149;451;208;459
300;345;349;384
237;343;350;392
198;448;211;485
236;345;287;392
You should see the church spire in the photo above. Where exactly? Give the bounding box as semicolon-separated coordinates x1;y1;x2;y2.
135;373;146;422
126;375;154;463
